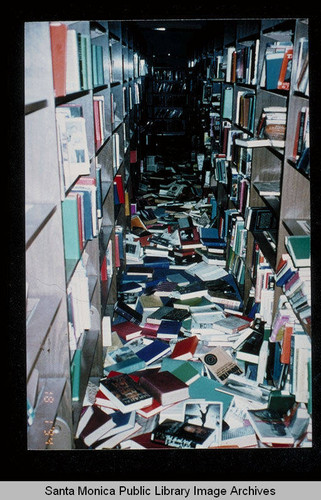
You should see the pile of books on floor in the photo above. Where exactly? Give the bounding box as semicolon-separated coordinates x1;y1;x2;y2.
75;159;312;449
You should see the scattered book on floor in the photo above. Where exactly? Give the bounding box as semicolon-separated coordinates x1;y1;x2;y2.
199;346;243;383
78;405;116;446
170;335;199;360
99;373;153;413
151;419;218;449
246;408;295;446
156;319;181;340
139;369;190;406
171;361;201;385
135;339;171;365
111;321;142;341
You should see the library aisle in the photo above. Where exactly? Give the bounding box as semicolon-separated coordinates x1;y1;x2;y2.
25;18;312;452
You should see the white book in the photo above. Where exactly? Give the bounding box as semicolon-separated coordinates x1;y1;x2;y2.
66;29;81;94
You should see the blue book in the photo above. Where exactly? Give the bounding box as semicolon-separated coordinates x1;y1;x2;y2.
199;227;219;239
223;86;233;120
210;198;217;220
104;346;146;375
157;320;181;339
265;52;284;90
275;267;296;287
136;339;171;365
143;256;171;268
73;188;93;240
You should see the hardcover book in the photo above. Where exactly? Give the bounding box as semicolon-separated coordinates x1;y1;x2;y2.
170;335;199;360
99;374;153;413
157;319;181;339
139;369;189;406
111;321;142;341
78;405;116;446
136;339;171;365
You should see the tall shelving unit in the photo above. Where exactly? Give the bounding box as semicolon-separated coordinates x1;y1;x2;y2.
200;18;310;336
25;20;147;449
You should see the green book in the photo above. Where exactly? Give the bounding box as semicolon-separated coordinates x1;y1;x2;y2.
172;362;201;385
71;349;82;402
160;357;204;376
188;376;233;416
285;235;311;267
61;196;81;262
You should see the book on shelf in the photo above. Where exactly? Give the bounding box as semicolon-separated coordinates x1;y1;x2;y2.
66;28;84;94
253;181;281;197
99;373;153;413
292;106;309;161
150;419;217;449
61;195;81;262
261;42;293;91
93;95;106;148
49;22;68;97
139;370;189;406
294;37;309;95
285;235;310;268
244;206;276;233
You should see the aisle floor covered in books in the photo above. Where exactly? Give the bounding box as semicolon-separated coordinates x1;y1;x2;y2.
75;153;312;450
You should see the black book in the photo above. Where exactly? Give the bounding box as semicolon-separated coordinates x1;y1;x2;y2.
235;329;264;364
114;300;143;324
151;419;216;449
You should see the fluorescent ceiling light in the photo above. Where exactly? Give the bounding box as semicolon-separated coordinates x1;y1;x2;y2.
154;27;166;31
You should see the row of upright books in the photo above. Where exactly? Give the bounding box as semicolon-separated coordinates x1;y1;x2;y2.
74;156;311;449
224;37;308;95
50;22;104;98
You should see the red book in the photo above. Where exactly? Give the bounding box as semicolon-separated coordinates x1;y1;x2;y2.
114;233;120;268
170;335;199;361
93;98;102;147
50;22;68;97
141;323;159;339
130;150;137;163
111;321;142;341
139;370;189;406
114;174;125;203
280;322;294;364
101;255;108;281
277;48;293;90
